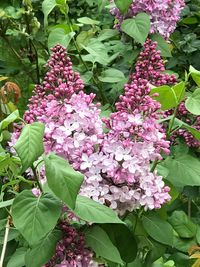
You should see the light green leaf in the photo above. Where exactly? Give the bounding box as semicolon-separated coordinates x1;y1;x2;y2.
76;31;94;49
0;199;13;209
121;13;150;44
7;247;27;267
150;82;185;110
189;65;200;86
44;153;83;209
14;122;45;173
73;195;123;224
12;190;61;246
174;118;200;142
98;29;119;41
25;230;61;267
42;0;57;27
163;153;200;187
77;17;100;25
185;88;200;115
0;110;19;132
48;28;75;50
99;68;125;83
85;226;123;264
81;39;110;65
142;213;173;246
168;211;197;238
114;0;132;14
150;34;172;57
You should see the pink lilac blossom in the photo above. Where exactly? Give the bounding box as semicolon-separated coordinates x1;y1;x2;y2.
13;44;171;216
110;0;185;39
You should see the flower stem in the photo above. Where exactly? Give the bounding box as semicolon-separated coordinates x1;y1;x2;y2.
0;216;10;267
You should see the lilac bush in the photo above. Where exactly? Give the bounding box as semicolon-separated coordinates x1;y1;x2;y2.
110;0;185;38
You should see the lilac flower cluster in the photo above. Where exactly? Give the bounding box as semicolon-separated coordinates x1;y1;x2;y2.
134;39;177;86
44;222;94;267
110;0;185;38
19;44;171;215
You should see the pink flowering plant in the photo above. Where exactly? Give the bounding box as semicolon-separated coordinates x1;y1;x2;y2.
1;0;200;267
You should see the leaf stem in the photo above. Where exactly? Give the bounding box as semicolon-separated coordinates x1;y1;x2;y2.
32;165;43;193
167;106;178;138
0;216;10;267
150;159;159;172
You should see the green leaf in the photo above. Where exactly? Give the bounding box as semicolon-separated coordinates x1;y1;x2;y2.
85;226;123;264
77;17;100;25
189;66;200;86
98;29;119;41
7;247;27;267
48;28;75;50
42;0;57;27
0;110;19;131
0;199;14;208
12;190;61;246
14;122;45;173
44;153;83;209
185;88;200;115
81;39;110;65
142;213;173;246
76;31;94;49
121;13;150;44
101;224;137;263
174;118;200;142
25;230;61;267
168;211;197;238
150;82;185;110
73;195;123;224
163;153;200;187
0;228;20;244
99;68;125;83
114;0;132;14
150;34;172;57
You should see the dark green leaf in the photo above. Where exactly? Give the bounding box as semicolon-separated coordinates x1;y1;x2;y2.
168;211;197;238
101;224;137;263
142;213;173;246
85;226;123;264
25;230;61;267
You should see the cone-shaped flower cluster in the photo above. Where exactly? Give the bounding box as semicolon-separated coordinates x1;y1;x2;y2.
110;0;185;38
19;43;172;215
